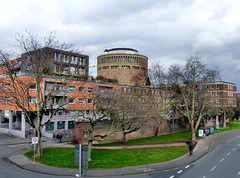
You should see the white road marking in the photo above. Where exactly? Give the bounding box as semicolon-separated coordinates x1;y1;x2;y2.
220;158;224;163
227;152;230;156
238;171;240;175
177;170;183;174
169;176;174;178
237;136;240;137
238;144;240;147
233;148;236;151
185;165;190;168
211;166;216;172
203;176;206;178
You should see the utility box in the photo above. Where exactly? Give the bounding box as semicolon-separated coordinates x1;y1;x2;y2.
210;126;215;134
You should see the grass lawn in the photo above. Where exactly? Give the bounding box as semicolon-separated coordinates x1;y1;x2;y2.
215;121;240;133
24;121;240;169
24;146;188;169
93;130;193;147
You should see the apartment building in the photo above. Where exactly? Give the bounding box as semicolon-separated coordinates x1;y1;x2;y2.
205;81;237;107
0;48;89;77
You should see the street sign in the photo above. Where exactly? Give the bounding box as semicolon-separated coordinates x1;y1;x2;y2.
32;137;38;144
198;129;204;137
75;144;88;169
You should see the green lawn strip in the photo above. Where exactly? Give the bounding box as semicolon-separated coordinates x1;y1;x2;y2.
24;147;188;169
93;131;192;147
215;121;240;133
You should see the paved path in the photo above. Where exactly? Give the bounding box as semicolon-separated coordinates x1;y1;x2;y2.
51;142;187;149
4;129;240;177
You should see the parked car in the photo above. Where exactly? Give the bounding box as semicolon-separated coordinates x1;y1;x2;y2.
1;117;9;123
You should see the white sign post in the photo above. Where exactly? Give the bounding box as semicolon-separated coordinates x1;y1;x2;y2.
198;130;204;137
32;137;38;161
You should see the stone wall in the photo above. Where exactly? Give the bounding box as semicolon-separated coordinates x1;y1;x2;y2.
75;119;188;144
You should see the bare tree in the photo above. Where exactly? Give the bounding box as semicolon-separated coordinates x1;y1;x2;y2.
76;84;122;161
148;63;173;136
114;89;149;144
0;32;74;156
168;54;219;142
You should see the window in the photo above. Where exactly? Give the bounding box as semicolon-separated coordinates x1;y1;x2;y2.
46;122;54;131
86;110;90;115
45;111;50;116
79;87;85;93
29;83;37;90
216;99;219;104
211;92;214;96
216;92;219;96
121;65;130;69
69;98;75;104
124;75;127;79
70;110;77;116
65;111;69;116
2;84;10;90
79;98;85;104
69;86;75;92
58;110;63;115
88;88;94;93
88;99;93;104
111;65;119;69
132;66;140;70
57;121;65;130
29;97;36;103
68;121;75;129
103;66;109;70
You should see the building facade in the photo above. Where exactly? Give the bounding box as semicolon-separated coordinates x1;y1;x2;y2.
205;81;237;107
20;47;89;77
97;48;148;86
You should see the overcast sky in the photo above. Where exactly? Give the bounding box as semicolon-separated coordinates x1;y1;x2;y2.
1;0;240;90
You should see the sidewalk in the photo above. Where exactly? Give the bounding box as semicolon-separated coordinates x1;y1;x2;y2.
5;129;240;177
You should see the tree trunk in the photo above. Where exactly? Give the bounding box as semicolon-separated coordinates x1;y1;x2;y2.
191;121;196;141
36;128;43;156
215;115;219;129
122;132;127;144
172;119;175;135
88;132;93;161
156;120;161;137
121;125;127;144
223;110;226;128
36;77;42;156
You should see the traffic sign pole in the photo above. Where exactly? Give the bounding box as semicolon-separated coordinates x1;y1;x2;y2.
32;137;38;162
34;144;36;161
147;146;150;170
79;144;82;178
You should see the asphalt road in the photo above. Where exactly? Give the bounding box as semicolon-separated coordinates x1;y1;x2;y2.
108;133;240;178
178;135;240;178
0;133;73;178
